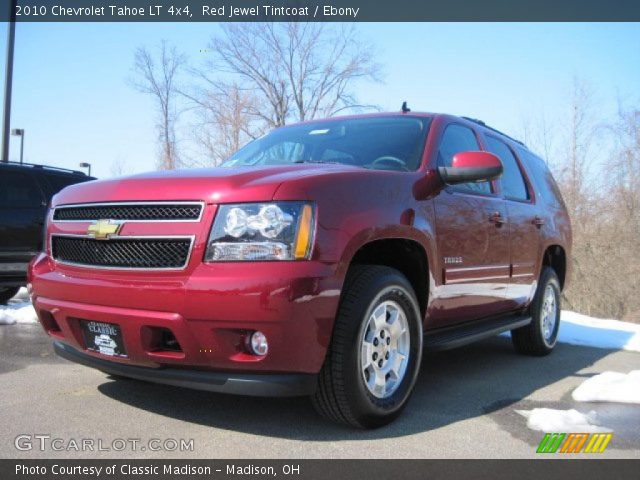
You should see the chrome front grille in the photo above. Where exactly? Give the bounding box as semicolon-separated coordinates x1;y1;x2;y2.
51;236;193;270
53;202;203;222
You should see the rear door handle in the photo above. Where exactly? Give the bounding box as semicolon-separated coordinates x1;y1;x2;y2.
532;216;545;228
489;212;505;226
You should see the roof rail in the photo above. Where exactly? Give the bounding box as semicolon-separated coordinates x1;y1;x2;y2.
461;116;527;147
0;161;87;176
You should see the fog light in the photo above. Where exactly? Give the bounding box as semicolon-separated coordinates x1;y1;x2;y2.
248;331;268;356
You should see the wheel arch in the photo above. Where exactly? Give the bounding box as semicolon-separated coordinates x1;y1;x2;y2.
343;236;432;320
542;244;567;290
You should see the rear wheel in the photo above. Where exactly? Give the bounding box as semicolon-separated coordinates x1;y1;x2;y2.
511;267;561;356
312;265;423;428
0;287;20;305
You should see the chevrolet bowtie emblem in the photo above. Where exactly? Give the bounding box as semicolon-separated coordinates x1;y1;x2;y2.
87;219;122;240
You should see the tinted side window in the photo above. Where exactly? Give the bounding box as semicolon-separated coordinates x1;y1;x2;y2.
43;174;87;197
485;136;529;201
519;148;565;209
0;170;44;208
438;124;491;195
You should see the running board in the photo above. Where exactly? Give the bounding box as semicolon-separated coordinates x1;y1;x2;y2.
424;314;531;351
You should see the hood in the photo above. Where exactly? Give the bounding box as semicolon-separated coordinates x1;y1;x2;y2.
51;163;363;207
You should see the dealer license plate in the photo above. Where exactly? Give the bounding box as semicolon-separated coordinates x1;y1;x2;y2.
81;320;127;357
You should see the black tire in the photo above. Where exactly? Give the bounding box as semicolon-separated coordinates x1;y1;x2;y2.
0;287;20;305
511;267;561;356
312;265;423;428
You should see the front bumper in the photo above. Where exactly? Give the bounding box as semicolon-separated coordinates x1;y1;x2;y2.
29;253;342;380
54;341;317;396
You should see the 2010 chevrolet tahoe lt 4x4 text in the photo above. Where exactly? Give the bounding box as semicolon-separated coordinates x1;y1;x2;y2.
29;112;571;428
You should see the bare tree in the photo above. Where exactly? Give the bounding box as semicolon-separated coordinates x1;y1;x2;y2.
607;105;640;233
550;80;596;314
131;41;186;170
184;83;264;166
109;157;129;178
198;23;381;129
602;105;640;321
518;109;556;165
561;78;598;220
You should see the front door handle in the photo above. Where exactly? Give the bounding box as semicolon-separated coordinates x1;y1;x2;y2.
489;212;505;226
532;216;546;228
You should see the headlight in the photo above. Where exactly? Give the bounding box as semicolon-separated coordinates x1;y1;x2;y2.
205;202;315;261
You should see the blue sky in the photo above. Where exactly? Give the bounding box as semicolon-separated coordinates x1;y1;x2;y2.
1;22;639;178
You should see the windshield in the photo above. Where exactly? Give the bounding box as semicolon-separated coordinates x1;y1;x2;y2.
222;116;431;171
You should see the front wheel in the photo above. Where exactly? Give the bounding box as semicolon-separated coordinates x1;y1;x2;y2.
511;267;561;356
312;265;423;428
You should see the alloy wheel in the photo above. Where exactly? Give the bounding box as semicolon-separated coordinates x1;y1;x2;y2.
359;300;411;399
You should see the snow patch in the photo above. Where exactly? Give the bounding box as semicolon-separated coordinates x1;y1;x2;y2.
0;288;38;325
500;310;640;352
516;408;612;433
12;287;31;302
572;371;640;405
558;311;640;353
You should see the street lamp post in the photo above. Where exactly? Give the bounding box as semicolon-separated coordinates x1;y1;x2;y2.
79;162;91;176
11;128;23;163
1;0;18;162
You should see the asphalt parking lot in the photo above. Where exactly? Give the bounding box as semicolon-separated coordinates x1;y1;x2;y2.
1;324;638;459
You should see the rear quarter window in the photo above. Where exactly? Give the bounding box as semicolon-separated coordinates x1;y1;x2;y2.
518;148;565;209
485;135;529;201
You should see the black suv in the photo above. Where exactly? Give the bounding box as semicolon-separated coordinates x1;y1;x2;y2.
0;162;93;303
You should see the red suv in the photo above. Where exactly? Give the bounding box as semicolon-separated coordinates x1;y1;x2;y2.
29;112;571;428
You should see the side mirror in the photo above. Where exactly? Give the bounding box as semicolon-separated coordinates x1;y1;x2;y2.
437;151;503;185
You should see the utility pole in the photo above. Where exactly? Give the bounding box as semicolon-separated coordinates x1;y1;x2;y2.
1;0;17;162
